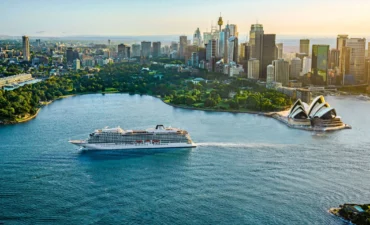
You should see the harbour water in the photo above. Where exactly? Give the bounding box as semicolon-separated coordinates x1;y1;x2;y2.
1;94;370;224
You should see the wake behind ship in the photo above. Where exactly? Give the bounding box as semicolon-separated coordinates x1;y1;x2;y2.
69;125;197;150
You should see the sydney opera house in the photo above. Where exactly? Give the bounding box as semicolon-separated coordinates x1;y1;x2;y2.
286;95;348;131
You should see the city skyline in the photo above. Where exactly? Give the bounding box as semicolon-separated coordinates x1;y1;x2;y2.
2;0;370;37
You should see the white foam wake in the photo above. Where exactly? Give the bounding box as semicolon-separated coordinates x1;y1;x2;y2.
197;142;289;148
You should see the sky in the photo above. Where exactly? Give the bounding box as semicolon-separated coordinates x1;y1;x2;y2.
2;0;370;38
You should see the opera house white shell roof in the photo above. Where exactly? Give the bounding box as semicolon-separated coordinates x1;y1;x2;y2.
288;96;338;120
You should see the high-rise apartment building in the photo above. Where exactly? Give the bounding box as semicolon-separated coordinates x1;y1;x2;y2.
22;36;30;61
311;45;330;85
132;44;141;57
346;38;366;83
179;36;188;59
300;39;310;55
141;41;152;58
73;59;80;71
266;64;275;83
273;59;289;86
152;42;161;58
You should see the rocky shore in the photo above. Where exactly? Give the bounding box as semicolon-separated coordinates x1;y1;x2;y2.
330;204;370;225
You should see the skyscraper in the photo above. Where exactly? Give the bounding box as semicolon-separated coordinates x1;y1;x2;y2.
273;59;290;86
179;36;188;60
311;45;330;85
227;36;238;63
337;34;349;76
329;49;340;69
248;59;260;79
66;47;74;63
261;34;276;79
276;43;283;59
346;38;366;83
290;57;302;78
302;57;312;75
152;42;161;58
276;43;284;59
118;44;126;58
368;42;370;57
249;24;264;76
193;28;202;47
223;24;231;63
229;24;238;37
141;41;151;58
22;36;30;61
300;39;310;55
206;39;218;61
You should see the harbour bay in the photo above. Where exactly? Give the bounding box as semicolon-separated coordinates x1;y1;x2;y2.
1;94;370;224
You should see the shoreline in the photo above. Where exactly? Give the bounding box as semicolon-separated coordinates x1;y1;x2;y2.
1;93;349;131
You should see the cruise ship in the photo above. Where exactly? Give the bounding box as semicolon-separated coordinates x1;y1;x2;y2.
69;125;197;150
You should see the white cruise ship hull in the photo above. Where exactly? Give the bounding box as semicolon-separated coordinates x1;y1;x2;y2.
69;141;197;150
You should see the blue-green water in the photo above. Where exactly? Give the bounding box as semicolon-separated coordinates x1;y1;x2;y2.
1;94;370;224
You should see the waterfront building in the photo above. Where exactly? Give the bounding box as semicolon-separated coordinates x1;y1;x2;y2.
141;41;151;59
288;96;345;130
262;34;276;80
0;73;33;88
311;45;330;85
22;36;30;61
273;59;289;86
73;59;80;71
248;58;260;79
346;38;366;83
300;39;310;55
179;36;188;59
276;43;283;59
132;44;141;57
291;57;302;78
152;42;161;58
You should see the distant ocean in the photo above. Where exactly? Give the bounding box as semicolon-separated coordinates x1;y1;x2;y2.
1;34;369;52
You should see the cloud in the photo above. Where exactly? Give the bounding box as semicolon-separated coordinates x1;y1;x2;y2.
35;31;45;34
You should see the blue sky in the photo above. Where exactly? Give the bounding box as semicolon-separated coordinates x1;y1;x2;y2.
2;0;370;37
